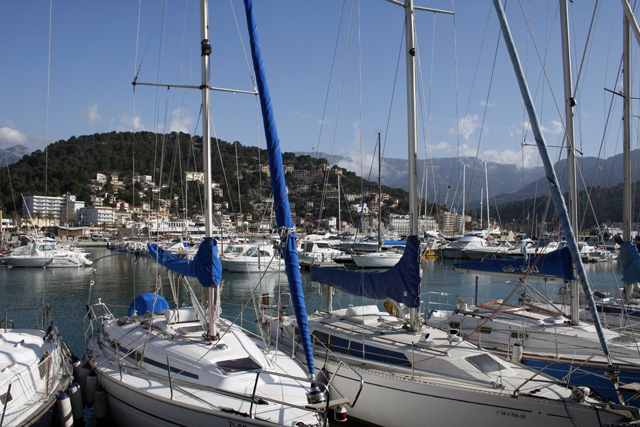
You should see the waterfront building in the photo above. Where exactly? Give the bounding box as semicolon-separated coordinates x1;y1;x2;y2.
78;207;116;226
22;194;85;225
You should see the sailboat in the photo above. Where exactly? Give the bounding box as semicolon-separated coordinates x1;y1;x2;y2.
83;1;354;426
262;1;640;426
427;0;640;406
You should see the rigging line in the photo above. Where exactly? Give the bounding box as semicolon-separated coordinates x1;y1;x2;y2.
379;16;406;163
0;129;18;214
133;2;166;83
447;2;494;191
464;21;501;209
228;0;257;91
319;0;356;224
315;0;348;219
211;113;238;219
319;0;356;225
416;13;436;219
516;0;567;143
45;0;52;198
233;93;242;216
314;0;347;174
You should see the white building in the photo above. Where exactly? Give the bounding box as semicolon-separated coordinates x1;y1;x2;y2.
390;214;439;237
22;194;85;224
78;207;116;226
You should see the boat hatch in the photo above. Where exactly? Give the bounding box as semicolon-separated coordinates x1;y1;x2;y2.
217;357;262;374
465;354;507;374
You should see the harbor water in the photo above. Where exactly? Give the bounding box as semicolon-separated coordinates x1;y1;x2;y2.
0;247;623;359
0;247;625;425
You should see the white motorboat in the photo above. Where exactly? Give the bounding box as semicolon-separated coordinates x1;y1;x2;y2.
437;235;489;259
0;311;73;426
2;237;92;268
221;246;285;273
351;246;404;268
298;239;345;265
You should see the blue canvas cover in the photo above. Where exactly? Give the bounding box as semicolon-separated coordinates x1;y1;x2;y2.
244;0;314;375
148;237;222;288
128;293;169;316
311;235;421;308
453;247;574;283
621;241;640;285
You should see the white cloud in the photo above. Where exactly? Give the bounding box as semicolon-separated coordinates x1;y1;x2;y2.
427;141;451;152
82;103;102;126
478;148;539;168
0;126;27;145
479;100;495;107
449;114;485;142
168;108;194;133
116;114;145;132
508;120;563;139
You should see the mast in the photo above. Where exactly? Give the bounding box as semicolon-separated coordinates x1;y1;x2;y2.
403;0;420;332
378;132;382;250
623;9;632;244
199;0;218;340
560;0;580;324
480;186;483;229
461;165;466;235
485;161;489;229
338;173;341;234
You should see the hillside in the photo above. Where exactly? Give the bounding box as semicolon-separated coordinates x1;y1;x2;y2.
0;131;411;224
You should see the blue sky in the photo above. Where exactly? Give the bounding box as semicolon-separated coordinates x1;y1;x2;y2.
0;1;635;176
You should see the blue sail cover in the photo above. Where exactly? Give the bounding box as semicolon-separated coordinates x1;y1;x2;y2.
148;238;222;288
453;247;574;283
311;235;421;308
128;293;170;316
621;241;640;285
244;0;314;376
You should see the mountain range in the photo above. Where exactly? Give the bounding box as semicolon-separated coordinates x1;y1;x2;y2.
299;150;639;210
0;144;30;167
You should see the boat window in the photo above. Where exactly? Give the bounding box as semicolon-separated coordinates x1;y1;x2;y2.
312;330;411;367
316;243;330;249
217;357;262;374
465;354;507;374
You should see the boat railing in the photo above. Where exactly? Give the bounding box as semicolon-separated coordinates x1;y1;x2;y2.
102;347;348;421
0;336;68;426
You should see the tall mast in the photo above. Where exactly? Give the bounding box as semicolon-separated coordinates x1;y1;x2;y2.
378;132;382;249
461;165;466;235
199;0;217;340
200;0;213;239
338;174;341;234
623;9;632;243
480;186;483;229
485;161;489;229
560;0;580;324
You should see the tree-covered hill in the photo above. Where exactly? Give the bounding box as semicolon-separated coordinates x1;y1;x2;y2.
0;131;411;224
477;182;640;233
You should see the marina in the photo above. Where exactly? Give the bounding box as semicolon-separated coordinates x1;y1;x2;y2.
0;245;634;426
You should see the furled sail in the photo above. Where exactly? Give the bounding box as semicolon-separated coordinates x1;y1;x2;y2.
243;0;315;376
454;247;574;283
311;235;421;308
620;241;640;285
148;237;222;288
